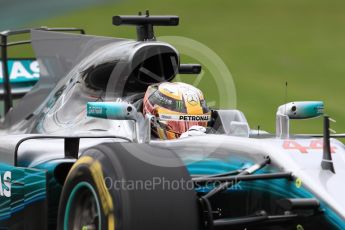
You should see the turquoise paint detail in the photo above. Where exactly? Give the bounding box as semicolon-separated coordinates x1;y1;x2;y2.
188;157;255;193
0;162;46;222
297;101;324;119
0;59;39;84
285;101;324;119
187;157;252;174
186;157;345;229
64;182;101;230
87;102;131;120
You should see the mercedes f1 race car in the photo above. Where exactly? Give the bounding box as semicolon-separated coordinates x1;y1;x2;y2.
0;12;345;230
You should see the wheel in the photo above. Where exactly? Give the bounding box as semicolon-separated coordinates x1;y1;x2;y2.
57;142;200;230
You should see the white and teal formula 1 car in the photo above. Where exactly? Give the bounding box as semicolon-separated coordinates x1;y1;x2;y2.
0;12;344;230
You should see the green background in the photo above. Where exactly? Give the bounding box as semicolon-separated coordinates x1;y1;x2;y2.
3;0;345;134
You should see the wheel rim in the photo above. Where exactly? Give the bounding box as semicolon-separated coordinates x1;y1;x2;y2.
64;182;101;230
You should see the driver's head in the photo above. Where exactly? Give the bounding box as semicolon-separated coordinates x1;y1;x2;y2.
143;82;210;139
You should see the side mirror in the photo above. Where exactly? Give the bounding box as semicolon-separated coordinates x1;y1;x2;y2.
277;101;324;119
87;102;138;120
86;102;152;143
276;101;324;139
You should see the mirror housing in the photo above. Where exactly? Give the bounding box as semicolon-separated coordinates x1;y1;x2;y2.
87;102;138;120
86;102;153;143
277;101;324;120
276;101;324;139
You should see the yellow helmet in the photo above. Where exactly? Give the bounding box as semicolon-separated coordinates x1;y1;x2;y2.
143;82;210;139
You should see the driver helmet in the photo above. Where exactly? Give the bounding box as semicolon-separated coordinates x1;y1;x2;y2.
143;82;211;139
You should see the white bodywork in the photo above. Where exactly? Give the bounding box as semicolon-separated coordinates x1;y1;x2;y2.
152;134;345;221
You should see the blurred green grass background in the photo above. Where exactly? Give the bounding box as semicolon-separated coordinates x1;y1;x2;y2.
4;0;345;134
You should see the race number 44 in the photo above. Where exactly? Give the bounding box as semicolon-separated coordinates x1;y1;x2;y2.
283;140;336;154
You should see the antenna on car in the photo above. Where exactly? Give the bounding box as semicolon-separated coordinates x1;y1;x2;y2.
284;81;288;114
321;115;336;173
113;11;179;41
257;125;260;136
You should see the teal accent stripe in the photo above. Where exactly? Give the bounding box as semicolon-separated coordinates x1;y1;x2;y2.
0;163;47;222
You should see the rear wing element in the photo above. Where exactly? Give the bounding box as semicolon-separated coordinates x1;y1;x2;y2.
0;27;85;114
0;59;39;98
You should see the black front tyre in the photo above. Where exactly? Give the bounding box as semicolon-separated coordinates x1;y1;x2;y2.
57;143;200;230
